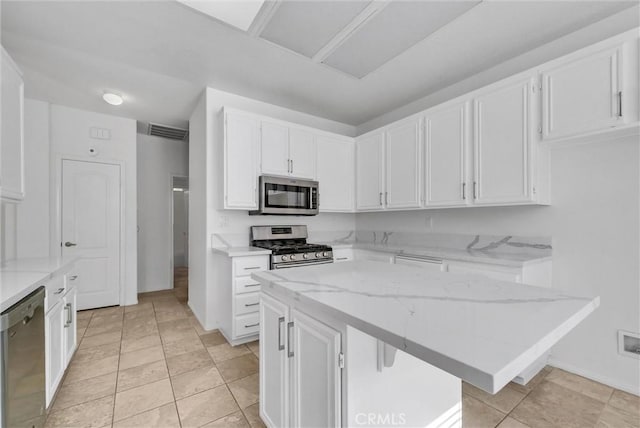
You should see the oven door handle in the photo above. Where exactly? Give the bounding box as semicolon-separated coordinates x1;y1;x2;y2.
273;260;334;269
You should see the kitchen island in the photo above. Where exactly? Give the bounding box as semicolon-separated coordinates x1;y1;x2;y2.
253;261;599;427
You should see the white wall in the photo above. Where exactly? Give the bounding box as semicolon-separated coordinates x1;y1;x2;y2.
50;104;138;306
16;99;50;258
189;87;357;329
357;137;640;394
137;133;188;293
0;202;17;263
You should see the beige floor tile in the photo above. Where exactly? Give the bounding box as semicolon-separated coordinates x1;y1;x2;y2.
166;348;214;377
217;354;259;383
118;344;164;370
463;382;527;414
52;372;117;411
546;368;614;403
200;331;227;347
228;373;259;409
90;312;124;326
510;380;605;428
247;341;259;358
73;342;120;364
596;403;640;428
155;309;189;323
207;343;252;363
124;302;154;313
45;395;114;428
463;395;506;428
189;316;210;336
77;317;91;330
609;389;640;413
203;410;251;427
497;416;530;428
122;319;159;340
84;321;124;338
79;331;122;349
113;402;180;428
171;365;225;400
120;334;162;354
158;318;192;333
117;359;169;392
162;335;205;358
113;378;174;421
76;326;87;341
92;306;124;318
243;403;266;428
64;355;119;384
176;385;240;428
123;309;155;322
76;310;94;321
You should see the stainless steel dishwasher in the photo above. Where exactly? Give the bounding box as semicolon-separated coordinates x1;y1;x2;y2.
1;286;46;428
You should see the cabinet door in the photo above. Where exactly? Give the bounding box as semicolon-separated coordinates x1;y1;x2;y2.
45;301;65;408
261;121;290;177
317;137;354;212
289;129;316;179
473;77;534;205
260;294;290;428
1;47;25;201
291;309;341;428
356;133;384;210
425;102;468;207
385;118;421;209
63;287;77;366
542;45;623;141
225;112;259;209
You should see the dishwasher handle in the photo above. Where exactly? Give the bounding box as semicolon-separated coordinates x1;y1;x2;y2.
395;254;443;264
0;286;46;332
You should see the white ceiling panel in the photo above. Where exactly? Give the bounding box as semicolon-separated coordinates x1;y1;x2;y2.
323;1;479;78
260;1;370;58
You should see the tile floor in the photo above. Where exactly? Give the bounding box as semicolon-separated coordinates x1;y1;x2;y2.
45;268;639;428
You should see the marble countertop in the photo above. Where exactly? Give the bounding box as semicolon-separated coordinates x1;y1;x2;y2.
253;261;598;394
211;246;272;257
1;256;78;312
328;242;552;267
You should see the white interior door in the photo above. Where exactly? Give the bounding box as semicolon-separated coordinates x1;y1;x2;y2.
62;160;120;310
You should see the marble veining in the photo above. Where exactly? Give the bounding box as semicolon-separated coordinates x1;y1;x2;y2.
253;261;597;394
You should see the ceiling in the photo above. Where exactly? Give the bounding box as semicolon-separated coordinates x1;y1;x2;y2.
1;1;637;129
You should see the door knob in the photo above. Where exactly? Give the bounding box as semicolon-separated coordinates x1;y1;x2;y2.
64;242;77;247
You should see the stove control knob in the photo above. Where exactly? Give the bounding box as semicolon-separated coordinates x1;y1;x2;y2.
323;251;329;257
303;253;309;259
315;252;321;258
290;254;296;260
281;255;288;261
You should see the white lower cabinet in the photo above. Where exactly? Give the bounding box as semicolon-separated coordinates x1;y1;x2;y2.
45;272;78;408
260;293;342;428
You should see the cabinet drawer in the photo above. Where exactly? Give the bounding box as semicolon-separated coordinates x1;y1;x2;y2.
447;263;520;282
234;276;262;294
235;312;260;337
235;292;260;316
45;275;66;313
333;248;353;262
233;256;269;277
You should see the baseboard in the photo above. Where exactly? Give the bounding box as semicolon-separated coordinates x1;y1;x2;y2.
548;357;640;396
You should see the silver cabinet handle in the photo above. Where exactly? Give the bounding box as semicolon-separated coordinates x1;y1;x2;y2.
244;302;259;307
54;287;65;295
379;192;383;206
64;242;77;247
336;257;349;261
245;322;259;328
64;303;72;327
69;275;78;281
287;321;294;358
244;266;261;270
278;316;285;351
244;283;260;288
618;91;623;117
473;181;477;199
291;159;293;174
385;192;388;205
462;182;466;200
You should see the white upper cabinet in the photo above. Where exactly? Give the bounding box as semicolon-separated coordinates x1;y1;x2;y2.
541;44;624;141
261;122;290;177
224;111;260;209
289;128;316;180
317;136;354;212
260;122;317;180
1;47;25;202
473;76;535;205
385;118;421;209
356;132;384;210
424;102;468;207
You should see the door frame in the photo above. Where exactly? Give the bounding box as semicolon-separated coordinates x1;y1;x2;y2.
51;155;126;306
169;173;188;290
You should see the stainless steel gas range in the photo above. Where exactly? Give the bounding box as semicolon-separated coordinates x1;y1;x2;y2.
250;225;333;269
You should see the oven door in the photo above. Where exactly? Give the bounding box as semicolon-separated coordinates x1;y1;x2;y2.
253;175;319;215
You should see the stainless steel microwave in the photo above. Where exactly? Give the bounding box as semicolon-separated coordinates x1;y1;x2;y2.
250;175;319;216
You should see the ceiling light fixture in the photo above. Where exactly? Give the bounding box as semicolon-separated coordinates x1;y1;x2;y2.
103;92;123;106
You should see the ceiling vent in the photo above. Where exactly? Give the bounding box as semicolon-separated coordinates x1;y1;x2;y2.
147;123;189;141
